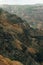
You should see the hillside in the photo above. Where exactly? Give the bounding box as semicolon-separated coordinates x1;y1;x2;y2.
1;5;43;30
0;8;43;65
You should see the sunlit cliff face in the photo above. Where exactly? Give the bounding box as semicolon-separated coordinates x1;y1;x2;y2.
0;55;23;65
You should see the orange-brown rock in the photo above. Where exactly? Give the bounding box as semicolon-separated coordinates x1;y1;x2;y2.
0;55;23;65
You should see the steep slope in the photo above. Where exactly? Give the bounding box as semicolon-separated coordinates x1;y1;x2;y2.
1;5;43;30
0;8;43;65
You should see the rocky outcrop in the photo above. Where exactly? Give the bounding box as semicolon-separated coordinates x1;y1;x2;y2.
0;55;23;65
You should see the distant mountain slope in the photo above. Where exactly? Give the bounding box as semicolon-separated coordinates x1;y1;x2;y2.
0;8;43;65
1;5;43;30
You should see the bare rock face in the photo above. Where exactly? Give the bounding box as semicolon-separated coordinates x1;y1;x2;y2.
12;61;23;65
0;55;23;65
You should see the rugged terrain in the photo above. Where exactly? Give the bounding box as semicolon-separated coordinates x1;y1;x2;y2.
1;5;43;30
0;8;43;65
